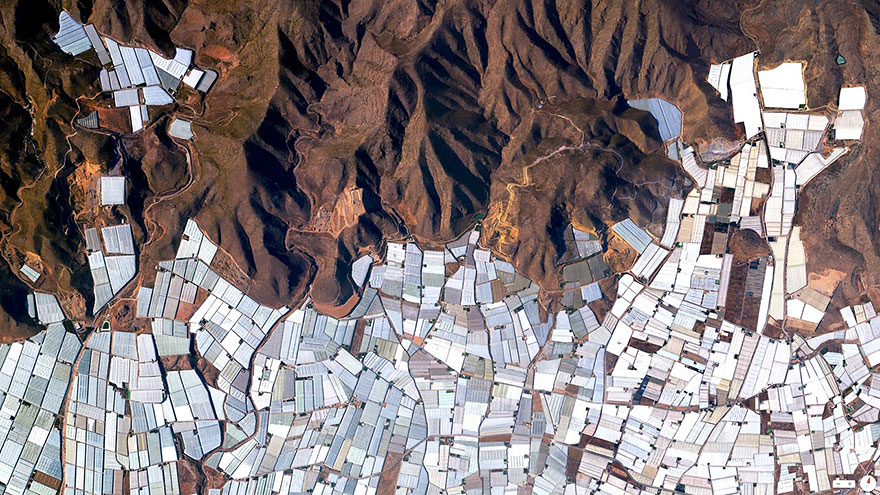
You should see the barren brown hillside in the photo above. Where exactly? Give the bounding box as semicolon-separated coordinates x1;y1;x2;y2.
0;0;876;338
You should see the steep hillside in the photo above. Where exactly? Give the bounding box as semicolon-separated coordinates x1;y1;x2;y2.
0;0;877;338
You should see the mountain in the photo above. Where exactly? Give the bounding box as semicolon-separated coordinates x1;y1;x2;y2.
0;0;876;338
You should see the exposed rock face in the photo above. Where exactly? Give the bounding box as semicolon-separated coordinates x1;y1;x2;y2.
0;0;877;337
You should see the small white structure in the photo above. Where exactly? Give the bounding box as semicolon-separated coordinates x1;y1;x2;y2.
168;118;194;140
101;176;125;205
834;110;865;140
141;85;173;106
350;255;374;287
839;86;867;111
113;88;139;107
129;105;144;132
20;264;40;283
730;52;763;138
182;68;205;88
757;62;806;109
707;62;731;101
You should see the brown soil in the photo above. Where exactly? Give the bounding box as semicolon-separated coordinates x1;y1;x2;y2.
728;228;772;262
176;458;205;495
376;451;404;495
808;268;847;297
196;356;221;388
160;354;192;371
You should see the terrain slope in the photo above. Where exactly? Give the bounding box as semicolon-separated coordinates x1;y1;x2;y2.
0;0;875;338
